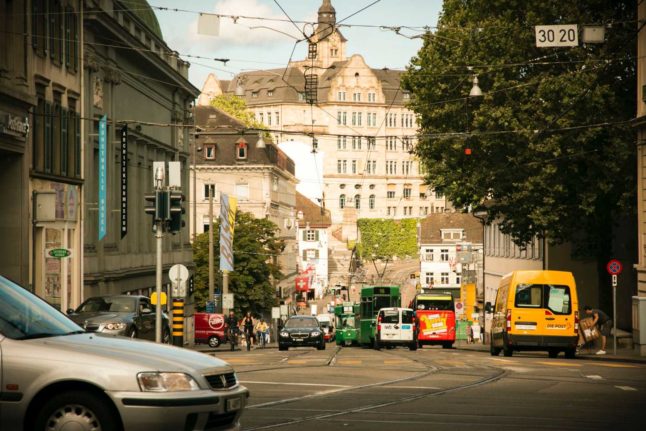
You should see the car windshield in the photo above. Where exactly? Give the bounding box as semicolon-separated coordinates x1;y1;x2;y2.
284;318;319;329
380;310;399;324
77;297;137;313
0;276;83;340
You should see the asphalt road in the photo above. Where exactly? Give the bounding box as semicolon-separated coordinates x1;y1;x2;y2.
209;344;646;431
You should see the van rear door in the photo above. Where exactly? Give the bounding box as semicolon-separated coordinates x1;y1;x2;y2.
400;309;414;341
379;309;400;341
512;284;574;336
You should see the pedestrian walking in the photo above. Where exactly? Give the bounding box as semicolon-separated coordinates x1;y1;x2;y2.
242;311;255;351
578;305;612;355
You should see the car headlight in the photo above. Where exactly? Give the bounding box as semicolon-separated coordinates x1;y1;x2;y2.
137;372;200;392
311;331;321;337
280;331;289;338
104;322;127;331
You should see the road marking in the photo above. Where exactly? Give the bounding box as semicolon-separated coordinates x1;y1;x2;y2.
384;360;409;365
490;358;514;363
615;385;638;391
585;375;603;380
594;363;638;369
337;359;362;365
222;358;258;364
535;361;581;367
287;360;307;365
241;381;350;388
384;385;442;390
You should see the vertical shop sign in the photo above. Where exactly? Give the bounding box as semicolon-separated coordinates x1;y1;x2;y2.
120;125;128;238
98;115;107;240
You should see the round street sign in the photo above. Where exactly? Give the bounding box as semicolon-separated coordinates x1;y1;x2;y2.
169;264;189;285
606;259;623;275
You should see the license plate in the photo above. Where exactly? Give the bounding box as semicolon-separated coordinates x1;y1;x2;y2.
226;397;242;412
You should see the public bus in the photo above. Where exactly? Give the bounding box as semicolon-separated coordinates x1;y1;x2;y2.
357;286;401;348
409;290;456;349
334;303;360;346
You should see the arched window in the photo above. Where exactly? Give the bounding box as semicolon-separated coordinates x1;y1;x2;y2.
354;194;361;209
339;194;346;209
369;194;375;210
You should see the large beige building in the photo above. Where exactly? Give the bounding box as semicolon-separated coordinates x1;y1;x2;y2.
199;0;447;241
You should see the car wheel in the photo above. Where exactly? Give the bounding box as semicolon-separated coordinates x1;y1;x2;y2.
34;390;119;431
409;342;418;351
317;341;326;351
128;327;137;339
208;335;221;348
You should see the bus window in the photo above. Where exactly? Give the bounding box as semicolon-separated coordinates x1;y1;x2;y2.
374;295;392;311
416;299;453;311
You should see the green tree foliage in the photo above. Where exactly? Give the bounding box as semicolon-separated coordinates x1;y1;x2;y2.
210;94;267;132
192;211;284;316
357;219;418;259
402;0;635;262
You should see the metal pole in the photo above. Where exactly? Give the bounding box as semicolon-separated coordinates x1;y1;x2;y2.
208;192;214;306
222;270;229;315
613;281;617;355
192;132;197;242
155;225;163;343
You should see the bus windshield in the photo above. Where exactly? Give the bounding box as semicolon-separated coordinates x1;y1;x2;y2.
415;298;454;311
374;295;393;311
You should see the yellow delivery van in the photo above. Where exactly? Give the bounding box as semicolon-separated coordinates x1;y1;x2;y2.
489;270;579;358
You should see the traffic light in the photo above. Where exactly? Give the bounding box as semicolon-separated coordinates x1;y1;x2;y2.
168;191;185;234
144;191;170;231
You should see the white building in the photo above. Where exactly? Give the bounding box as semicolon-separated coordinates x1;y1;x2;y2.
295;192;331;299
419;213;483;295
197;0;449;241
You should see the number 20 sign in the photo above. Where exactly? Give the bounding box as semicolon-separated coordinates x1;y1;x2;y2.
535;24;578;48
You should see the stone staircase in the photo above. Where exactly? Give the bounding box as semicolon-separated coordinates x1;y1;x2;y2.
327;231;354;288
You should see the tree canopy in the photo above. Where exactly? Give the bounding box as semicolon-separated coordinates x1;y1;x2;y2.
402;0;635;259
192;211;284;316
210;94;267;132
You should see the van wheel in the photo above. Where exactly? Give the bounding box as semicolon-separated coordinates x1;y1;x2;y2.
564;348;576;359
502;345;513;357
548;349;559;358
490;343;502;356
208;336;221;348
409;342;418;351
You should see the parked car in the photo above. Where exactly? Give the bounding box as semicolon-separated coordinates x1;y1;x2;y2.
68;295;170;343
278;315;325;351
194;312;227;348
374;307;418;350
0;275;249;431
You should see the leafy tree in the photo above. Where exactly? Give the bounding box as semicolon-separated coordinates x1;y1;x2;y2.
357;219;418;260
192;211;284;316
210;94;267;132
402;0;635;305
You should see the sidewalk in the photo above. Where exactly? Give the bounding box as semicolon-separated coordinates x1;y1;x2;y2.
454;340;646;364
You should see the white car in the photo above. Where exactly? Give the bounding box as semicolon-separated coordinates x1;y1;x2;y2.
0;275;249;431
375;307;418;350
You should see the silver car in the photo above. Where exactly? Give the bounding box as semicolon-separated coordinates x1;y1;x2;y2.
0;275;249;431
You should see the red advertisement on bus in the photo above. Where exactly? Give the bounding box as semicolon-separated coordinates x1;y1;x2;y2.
409;292;456;349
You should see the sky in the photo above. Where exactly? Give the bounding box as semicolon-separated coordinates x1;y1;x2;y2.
153;0;442;200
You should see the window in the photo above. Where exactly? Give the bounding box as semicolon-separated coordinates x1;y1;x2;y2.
337;135;346;150
456;275;461;285
50;1;63;65
368;92;376;102
369;194;375;209
341;112;347;125
367;137;376;150
367;112;377;127
354;194;361;209
275;112;280;125
331;48;338;57
441;273;449;284
351;160;357;174
32;0;48;56
403;185;412;199
386;160;397;175
251;92;258;98
420;206;429;215
402;161;412;175
403;92;411;101
366;160;377;174
387;191;395;199
236;140;247;159
352;136;362;150
337;159;347;174
235;183;249;201
337;92;345;101
440;249;449;261
515;284;543;308
424;249;434;261
308;42;317;59
267;90;274;97
267;112;272;125
514;284;571;314
435;190;444;199
387;137;397;151
272;175;279;191
339;194;346;209
204;145;215;159
353;92;361;102
402;136;413;152
204;184;216;200
304;230;318;241
65;6;78;72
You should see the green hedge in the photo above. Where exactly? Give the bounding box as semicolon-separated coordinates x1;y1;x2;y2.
357;218;418;260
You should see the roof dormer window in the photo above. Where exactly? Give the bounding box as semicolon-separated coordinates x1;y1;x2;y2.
236;139;248;160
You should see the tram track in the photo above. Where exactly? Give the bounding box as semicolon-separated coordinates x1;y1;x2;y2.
243;347;509;430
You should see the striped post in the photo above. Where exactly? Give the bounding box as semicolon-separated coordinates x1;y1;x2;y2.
172;299;184;347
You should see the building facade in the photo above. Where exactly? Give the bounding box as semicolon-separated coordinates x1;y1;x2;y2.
296;192;332;299
192;105;299;294
82;0;197;297
197;0;448;241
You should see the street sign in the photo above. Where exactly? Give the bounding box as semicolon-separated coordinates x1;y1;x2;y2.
606;259;623;275
612;274;618;288
150;291;167;305
223;293;234;310
535;24;578;48
271;307;280;319
47;248;72;258
169;264;189;285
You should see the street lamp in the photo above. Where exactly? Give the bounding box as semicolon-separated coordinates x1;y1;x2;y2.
469;75;483;97
256;133;267;149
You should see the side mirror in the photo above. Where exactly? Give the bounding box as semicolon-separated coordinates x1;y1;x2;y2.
484;302;493;314
141;307;153;314
66;308;75;315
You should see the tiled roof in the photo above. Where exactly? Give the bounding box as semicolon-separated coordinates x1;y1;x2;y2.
419;213;484;244
296;192;331;228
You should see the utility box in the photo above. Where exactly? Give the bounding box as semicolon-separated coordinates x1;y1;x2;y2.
633;296;646;356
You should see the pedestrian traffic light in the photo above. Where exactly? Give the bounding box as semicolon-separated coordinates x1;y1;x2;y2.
144;191;170;232
168;191;185;234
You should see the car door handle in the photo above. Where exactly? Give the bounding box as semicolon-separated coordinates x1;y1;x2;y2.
545;317;555;321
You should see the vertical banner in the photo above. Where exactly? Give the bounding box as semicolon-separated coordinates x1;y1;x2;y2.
120;125;128;239
98;115;107;240
219;193;238;272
